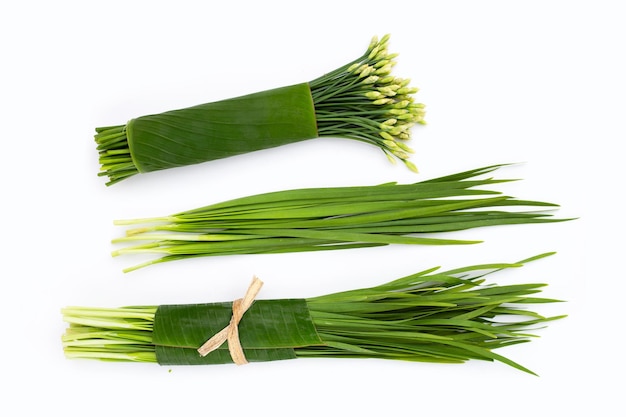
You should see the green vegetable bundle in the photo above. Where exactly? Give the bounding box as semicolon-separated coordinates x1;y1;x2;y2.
111;164;569;272
62;253;564;375
95;35;425;185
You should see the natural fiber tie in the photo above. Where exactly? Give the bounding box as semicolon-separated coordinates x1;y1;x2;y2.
197;276;264;365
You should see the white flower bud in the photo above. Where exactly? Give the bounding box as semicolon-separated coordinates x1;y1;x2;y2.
368;46;380;60
379;131;394;141
365;91;384;100
392;150;410;160
348;63;360;73
397;87;419;95
375;64;393;76
361;75;380;84
389;127;405;136
397;113;414;120
394;100;410;109
385;152;398;165
396;141;415;153
354;64;368;74
368;36;379;52
378;86;397;97
359;65;375;78
374;59;390;68
383;139;398;149
404;159;418;173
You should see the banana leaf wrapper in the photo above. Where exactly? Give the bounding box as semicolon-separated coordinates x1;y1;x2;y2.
126;84;318;174
153;299;321;365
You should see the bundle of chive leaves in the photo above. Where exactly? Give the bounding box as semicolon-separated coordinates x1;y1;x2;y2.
95;34;425;185
111;164;569;273
62;252;564;375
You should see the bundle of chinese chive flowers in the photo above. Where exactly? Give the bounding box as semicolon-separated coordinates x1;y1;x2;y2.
110;164;569;273
62;253;564;375
95;34;426;185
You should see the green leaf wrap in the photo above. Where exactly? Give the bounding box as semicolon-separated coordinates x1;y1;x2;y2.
153;299;321;365
126;82;318;173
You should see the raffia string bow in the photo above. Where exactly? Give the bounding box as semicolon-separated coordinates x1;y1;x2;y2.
197;276;264;365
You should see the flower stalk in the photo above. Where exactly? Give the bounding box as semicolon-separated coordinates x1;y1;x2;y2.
311;34;425;172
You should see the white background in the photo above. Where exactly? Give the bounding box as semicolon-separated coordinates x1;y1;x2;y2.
1;1;623;415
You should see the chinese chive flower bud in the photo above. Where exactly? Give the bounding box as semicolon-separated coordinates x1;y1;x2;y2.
308;35;426;170
374;59;391;68
375;64;394;76
366;91;385;100
368;45;381;60
362;76;379;85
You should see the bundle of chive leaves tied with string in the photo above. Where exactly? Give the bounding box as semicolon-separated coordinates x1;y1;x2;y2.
62;253;564;375
95;34;425;185
111;164;570;273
